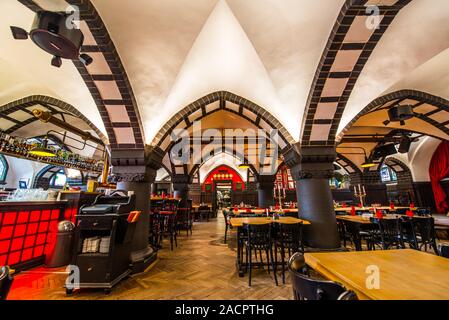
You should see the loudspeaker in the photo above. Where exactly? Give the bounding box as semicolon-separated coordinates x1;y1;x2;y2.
388;105;414;122
398;136;412;154
373;144;397;159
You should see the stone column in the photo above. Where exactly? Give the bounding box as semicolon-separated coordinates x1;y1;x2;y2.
284;145;340;249
257;175;276;209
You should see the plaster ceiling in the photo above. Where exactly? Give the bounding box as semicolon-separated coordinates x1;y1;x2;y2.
92;0;344;143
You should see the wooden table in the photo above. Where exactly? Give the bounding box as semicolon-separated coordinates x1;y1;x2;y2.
230;216;309;227
230;217;310;277
335;206;414;213
305;249;449;300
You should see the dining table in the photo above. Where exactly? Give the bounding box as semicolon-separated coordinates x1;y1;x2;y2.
304;249;449;300
230;216;310;277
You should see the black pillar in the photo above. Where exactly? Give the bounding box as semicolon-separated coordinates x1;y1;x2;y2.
172;174;191;206
257;175;276;209
284;145;340;249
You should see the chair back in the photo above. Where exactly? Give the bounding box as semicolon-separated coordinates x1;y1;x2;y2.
0;266;13;300
440;245;449;258
277;222;303;252
244;223;272;247
372;218;400;239
288;253;351;300
412;217;436;243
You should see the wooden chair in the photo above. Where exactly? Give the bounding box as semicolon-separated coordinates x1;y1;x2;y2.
288;253;358;300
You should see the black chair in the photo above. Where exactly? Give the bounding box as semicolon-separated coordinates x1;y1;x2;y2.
402;217;438;254
0;266;14;300
440;244;449;258
288;253;358;300
367;218;404;250
198;205;211;222
176;207;193;236
244;223;278;287
341;220;372;251
158;211;178;251
274;222;303;284
222;210;232;243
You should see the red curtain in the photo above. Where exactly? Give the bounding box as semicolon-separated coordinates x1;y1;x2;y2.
429;141;449;213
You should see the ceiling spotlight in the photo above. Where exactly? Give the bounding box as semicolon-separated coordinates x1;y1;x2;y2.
398;136;412;154
51;56;62;68
79;53;93;66
383;120;390;126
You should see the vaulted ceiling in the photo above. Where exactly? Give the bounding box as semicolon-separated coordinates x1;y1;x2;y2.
1;0;448;160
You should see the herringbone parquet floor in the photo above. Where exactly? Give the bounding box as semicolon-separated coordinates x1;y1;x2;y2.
8;214;293;300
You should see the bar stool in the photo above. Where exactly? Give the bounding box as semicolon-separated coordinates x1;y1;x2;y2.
159;211;178;250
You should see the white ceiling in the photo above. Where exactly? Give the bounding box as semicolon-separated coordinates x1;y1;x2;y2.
92;0;344;143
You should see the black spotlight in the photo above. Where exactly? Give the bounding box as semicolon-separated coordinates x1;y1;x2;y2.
51;55;62;68
79;53;93;66
398;136;412;154
383;120;390;126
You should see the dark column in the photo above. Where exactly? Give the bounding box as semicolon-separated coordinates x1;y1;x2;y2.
172;174;191;206
284;145;340;249
257;175;276;209
111;147;162;274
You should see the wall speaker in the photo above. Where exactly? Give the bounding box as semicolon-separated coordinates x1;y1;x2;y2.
373;144;397;159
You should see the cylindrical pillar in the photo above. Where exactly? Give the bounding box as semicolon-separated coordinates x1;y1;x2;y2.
296;178;340;249
257;175;275;208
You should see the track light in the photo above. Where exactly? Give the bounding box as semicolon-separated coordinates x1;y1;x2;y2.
51;56;62;68
383;120;390;126
398;136;412;154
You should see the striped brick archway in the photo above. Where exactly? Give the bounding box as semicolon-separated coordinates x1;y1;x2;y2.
0;95;107;143
300;0;412;146
150;92;295;178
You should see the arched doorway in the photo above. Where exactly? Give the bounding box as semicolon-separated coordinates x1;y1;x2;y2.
202;165;245;209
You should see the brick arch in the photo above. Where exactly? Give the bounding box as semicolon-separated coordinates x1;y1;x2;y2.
18;0;145;151
187;149;258;181
381;157;411;175
151;91;295;151
335;153;362;175
0;95;107;143
338;90;449;141
300;0;411;146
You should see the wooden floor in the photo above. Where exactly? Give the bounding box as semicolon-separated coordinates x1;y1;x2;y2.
8;213;292;300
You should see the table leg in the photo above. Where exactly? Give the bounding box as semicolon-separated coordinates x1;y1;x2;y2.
236;227;244;277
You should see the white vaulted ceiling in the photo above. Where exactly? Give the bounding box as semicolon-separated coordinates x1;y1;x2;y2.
92;0;344;143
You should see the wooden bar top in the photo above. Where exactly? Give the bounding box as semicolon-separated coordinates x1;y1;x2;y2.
305;249;449;300
230;216;310;228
